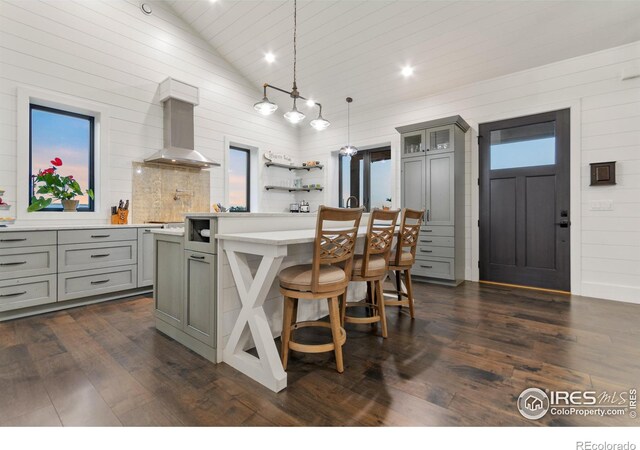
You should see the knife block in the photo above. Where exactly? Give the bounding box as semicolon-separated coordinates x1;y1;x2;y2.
111;208;129;225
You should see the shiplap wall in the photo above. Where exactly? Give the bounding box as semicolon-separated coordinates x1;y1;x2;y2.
297;41;640;304
0;0;298;223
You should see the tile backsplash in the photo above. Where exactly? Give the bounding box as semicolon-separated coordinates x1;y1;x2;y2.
132;162;210;223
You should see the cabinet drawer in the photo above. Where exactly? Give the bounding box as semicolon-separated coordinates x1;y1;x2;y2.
417;236;454;247
0;245;57;281
58;228;137;245
416;246;454;258
0;275;57;312
58;241;137;273
420;225;454;237
58;265;137;302
0;231;56;249
412;257;455;280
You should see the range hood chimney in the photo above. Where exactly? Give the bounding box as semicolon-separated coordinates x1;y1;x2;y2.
145;78;220;169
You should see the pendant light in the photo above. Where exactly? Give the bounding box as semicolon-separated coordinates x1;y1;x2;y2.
339;97;358;156
253;0;330;130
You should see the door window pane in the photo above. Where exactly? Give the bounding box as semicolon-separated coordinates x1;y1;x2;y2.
30;105;94;211
369;150;392;210
229;147;250;212
339;147;391;211
490;121;555;170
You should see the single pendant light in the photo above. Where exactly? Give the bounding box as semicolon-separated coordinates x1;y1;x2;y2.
339;97;358;156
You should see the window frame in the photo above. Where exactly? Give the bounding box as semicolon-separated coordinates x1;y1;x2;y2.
229;146;251;212
16;87;110;222
29;104;96;212
338;146;391;211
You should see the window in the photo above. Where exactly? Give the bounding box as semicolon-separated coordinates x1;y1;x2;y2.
29;104;95;211
229;146;250;212
490;121;556;170
339;147;392;211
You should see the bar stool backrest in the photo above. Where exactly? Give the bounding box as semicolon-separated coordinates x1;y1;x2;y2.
359;208;400;278
392;208;424;267
312;206;364;293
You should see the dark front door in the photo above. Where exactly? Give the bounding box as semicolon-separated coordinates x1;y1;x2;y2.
479;109;570;291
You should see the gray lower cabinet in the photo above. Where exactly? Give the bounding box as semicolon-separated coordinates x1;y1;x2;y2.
58;265;137;301
0;245;56;281
397;115;469;285
401;156;426;212
0;275;56;312
137;228;155;287
184;250;215;346
154;234;184;327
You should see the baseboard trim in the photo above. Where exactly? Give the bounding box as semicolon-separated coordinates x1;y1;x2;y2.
0;287;153;322
580;282;640;305
479;280;571;295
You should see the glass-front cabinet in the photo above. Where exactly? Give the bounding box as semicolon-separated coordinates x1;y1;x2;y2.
427;125;453;154
401;130;426;156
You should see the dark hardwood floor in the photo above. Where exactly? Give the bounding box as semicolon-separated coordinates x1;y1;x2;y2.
1;281;638;426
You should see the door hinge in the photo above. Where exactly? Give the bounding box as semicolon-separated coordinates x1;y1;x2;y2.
477;177;480;186
477;219;480;227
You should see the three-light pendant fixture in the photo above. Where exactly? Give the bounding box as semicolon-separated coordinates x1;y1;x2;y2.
253;0;330;131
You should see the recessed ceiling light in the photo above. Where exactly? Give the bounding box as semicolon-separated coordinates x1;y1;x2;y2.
401;66;414;77
306;99;315;107
265;52;275;63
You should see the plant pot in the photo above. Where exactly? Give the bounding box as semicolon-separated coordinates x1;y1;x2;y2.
61;199;79;212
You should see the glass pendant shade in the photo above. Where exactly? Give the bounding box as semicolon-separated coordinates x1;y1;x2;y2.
310;115;330;130
284;100;305;124
339;145;358;156
253;97;278;115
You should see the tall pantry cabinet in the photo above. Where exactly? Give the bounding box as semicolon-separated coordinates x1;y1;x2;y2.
397;116;469;285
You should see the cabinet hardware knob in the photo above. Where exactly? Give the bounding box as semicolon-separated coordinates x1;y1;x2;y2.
0;261;27;266
0;291;27;298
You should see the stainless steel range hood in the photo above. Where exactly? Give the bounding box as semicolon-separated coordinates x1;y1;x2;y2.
145;80;220;169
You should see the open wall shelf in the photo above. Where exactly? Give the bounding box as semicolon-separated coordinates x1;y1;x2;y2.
264;186;324;192
265;162;323;171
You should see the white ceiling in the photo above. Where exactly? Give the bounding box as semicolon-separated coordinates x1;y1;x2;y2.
166;0;640;119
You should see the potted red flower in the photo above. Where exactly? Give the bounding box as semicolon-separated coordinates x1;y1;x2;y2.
28;157;94;212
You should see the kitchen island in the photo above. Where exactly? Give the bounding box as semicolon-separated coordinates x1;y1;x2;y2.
152;213;369;392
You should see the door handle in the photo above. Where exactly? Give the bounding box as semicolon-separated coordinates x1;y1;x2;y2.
0;238;27;242
90;254;111;258
91;279;111;285
0;261;27;266
190;255;205;260
91;234;111;238
555;220;570;228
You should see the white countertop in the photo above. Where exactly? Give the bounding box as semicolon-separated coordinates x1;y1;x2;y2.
0;223;164;232
216;226;369;246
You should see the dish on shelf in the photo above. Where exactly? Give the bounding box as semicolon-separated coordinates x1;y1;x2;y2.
0;217;16;226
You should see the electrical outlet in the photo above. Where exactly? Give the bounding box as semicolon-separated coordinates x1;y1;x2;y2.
590;200;613;211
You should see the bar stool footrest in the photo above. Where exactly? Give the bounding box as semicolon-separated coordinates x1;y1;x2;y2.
344;301;381;324
288;321;346;354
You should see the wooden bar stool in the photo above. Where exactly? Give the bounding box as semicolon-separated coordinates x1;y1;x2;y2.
278;206;364;373
385;208;424;318
341;208;400;338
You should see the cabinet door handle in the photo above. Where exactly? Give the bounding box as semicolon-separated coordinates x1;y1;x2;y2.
190;255;205;260
0;238;27;242
420;249;433;253
91;279;110;285
420;265;433;269
0;291;27;298
0;261;27;266
423;230;433;233
421;240;433;243
90;234;111;238
90;253;111;258
143;229;151;233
